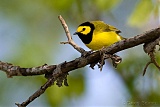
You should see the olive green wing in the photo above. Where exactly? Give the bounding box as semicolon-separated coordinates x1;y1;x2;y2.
104;24;121;34
104;24;126;39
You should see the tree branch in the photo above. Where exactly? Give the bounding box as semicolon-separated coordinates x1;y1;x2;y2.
0;61;56;78
59;15;86;54
0;15;159;107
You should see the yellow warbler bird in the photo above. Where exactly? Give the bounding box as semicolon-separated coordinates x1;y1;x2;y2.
74;21;125;50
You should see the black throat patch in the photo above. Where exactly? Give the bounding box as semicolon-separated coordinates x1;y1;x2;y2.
77;22;95;44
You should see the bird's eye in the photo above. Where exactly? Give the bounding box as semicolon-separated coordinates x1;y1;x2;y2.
82;28;86;31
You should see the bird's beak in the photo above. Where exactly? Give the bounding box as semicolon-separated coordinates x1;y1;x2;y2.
73;32;78;35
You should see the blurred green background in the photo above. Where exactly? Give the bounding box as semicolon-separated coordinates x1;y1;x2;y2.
0;0;159;107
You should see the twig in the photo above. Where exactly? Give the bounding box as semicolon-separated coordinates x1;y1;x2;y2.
143;36;160;76
150;53;160;70
15;63;65;107
15;77;55;107
143;61;152;76
142;53;160;76
58;15;86;54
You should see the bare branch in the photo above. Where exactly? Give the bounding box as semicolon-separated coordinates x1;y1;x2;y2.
16;75;56;107
58;15;86;54
142;35;160;76
142;52;160;76
150;54;160;70
15;63;67;107
0;61;56;77
143;61;152;76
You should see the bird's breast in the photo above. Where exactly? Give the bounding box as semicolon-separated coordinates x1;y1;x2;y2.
85;31;122;50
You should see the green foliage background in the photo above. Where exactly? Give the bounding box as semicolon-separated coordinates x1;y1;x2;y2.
0;0;159;106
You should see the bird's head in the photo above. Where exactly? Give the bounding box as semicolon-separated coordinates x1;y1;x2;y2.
73;22;95;36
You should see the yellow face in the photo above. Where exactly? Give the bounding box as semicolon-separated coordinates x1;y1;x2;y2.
76;26;91;35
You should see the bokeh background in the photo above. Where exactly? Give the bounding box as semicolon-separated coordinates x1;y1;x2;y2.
0;0;160;107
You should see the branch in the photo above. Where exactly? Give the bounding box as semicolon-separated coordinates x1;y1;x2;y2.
59;15;86;55
0;15;159;107
0;62;56;78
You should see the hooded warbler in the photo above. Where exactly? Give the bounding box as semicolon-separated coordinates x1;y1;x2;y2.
74;21;124;50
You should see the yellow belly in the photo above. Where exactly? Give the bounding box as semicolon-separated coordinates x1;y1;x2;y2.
86;32;122;50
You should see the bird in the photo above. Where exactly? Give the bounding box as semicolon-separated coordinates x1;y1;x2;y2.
73;21;125;50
